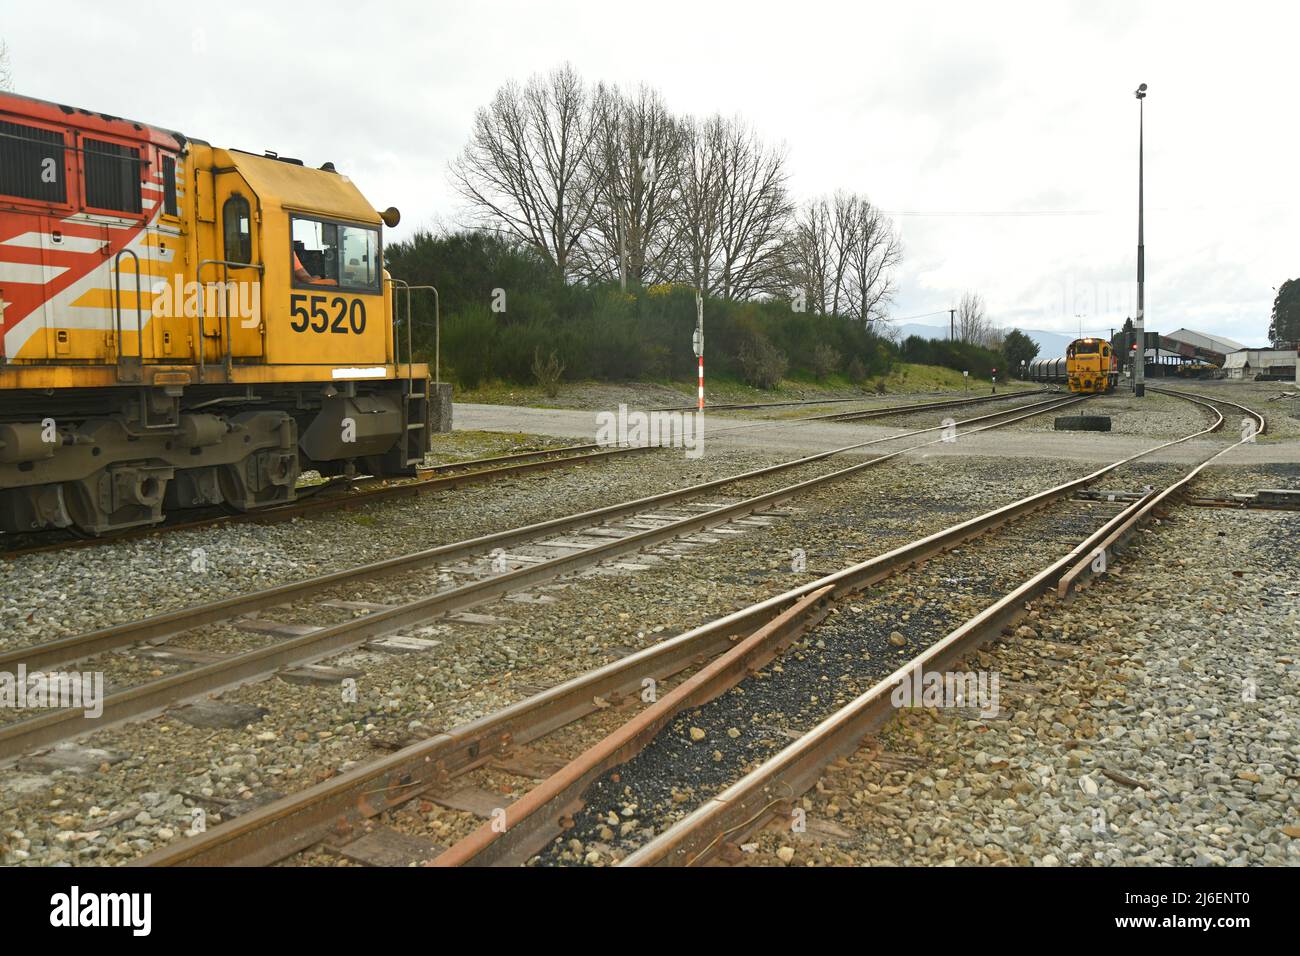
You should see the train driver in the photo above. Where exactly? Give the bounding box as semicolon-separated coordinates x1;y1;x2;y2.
293;248;337;286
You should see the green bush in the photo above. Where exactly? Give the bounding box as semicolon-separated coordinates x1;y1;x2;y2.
811;343;842;377
384;229;898;389
737;331;788;389
899;335;1007;380
441;305;497;390
531;347;565;397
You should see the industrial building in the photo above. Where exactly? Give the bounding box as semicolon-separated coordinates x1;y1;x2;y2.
1223;348;1298;380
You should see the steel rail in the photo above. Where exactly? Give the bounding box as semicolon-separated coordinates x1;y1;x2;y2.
1056;392;1265;596
649;388;1046;415
426;392;1245;865
702;388;1054;438
155;396;1277;868
0;443;651;560
0;394;1084;761
123;396;1094;866
811;389;1051;422
649;397;875;411
622;396;1263;866
3;393;1081;676
429;586;837;867
1146;385;1267;437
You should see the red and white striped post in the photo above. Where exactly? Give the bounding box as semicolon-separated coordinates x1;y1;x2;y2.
693;290;705;411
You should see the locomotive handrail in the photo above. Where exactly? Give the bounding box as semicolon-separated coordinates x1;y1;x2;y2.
196;258;264;383
387;277;412;395
386;278;440;393
112;249;144;383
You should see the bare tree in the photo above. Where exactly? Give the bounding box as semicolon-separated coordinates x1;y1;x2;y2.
957;291;990;345
827;191;862;315
785;196;833;313
577;83;686;286
449;64;600;278
446;62;890;311
783;191;900;322
713;117;793;300
844;199;901;325
0;40;13;92
671;114;726;296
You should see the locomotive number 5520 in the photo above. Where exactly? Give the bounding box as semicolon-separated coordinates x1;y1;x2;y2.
289;293;367;334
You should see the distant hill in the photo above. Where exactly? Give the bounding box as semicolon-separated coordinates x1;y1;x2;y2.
892;323;1076;359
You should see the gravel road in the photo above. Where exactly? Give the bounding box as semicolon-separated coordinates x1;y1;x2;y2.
456;383;1299;466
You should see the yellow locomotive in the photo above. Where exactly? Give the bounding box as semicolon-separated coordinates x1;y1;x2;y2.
1027;337;1118;394
1065;337;1118;394
0;92;432;534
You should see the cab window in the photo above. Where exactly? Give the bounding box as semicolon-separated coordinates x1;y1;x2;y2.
339;224;379;289
223;196;252;264
291;216;379;291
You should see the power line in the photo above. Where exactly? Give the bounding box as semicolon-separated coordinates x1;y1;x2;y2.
883;209;1105;218
890;309;951;322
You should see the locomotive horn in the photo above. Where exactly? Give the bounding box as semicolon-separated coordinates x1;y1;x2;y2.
380;206;401;228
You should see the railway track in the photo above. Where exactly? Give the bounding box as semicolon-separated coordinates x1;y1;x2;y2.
112;389;1259;868
796;389;1051;424
104;389;1258;867
0;392;1084;765
0;443;655;560
618;393;1265;867
2;390;1051;560
700;388;1056;439
648;388;1040;414
422;393;1247;866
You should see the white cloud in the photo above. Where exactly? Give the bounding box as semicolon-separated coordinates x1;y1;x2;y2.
5;0;1293;343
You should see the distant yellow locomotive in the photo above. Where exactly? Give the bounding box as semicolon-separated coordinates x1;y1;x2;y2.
0;92;431;534
1027;337;1117;394
1065;337;1117;393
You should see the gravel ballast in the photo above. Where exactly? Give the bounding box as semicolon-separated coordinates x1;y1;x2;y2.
738;502;1299;867
3;384;1291;868
0;450;1107;865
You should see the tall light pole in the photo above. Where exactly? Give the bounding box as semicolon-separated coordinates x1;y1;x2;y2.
1134;82;1148;398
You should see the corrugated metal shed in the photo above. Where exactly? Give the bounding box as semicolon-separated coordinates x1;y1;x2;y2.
1164;328;1247;354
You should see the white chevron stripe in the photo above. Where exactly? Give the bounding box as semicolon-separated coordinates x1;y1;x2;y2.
0;262;68;284
1;232;107;255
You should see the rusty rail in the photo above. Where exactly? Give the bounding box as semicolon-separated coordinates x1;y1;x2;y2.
0;443;652;560
129;390;1260;868
0;394;1083;760
128;395;1086;866
621;393;1264;866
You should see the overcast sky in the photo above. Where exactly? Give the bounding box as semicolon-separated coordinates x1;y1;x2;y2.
4;1;1294;344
